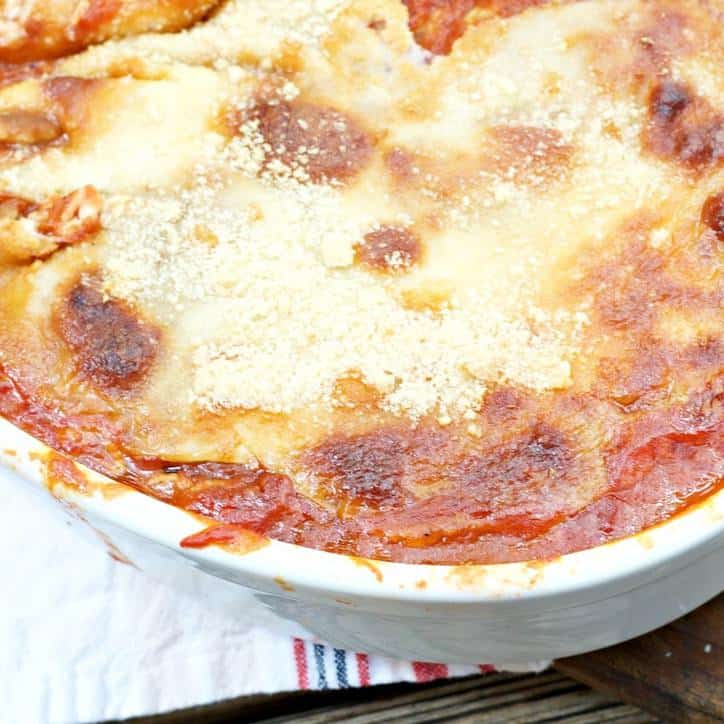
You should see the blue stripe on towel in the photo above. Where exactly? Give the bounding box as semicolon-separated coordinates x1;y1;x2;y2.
313;643;329;690
334;648;349;688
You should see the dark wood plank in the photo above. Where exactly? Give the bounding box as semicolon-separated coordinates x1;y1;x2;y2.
557;595;724;724
124;673;658;724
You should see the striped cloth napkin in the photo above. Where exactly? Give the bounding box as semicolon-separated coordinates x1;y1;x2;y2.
289;638;495;691
2;466;537;723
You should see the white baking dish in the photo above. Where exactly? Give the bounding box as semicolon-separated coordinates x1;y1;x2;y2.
3;414;722;666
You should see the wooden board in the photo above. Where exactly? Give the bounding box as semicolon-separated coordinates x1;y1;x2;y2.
557;595;723;724
126;672;658;723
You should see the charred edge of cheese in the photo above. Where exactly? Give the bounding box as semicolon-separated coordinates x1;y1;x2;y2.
55;277;161;395
701;191;724;243
645;80;724;172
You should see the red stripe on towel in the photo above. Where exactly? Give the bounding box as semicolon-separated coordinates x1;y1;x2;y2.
293;638;309;689
412;662;449;682
479;664;496;673
356;652;371;686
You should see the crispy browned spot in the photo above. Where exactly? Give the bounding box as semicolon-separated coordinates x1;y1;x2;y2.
56;281;160;394
356;226;422;273
506;390;723;561
156;462;326;542
304;418;578;533
644;81;724;171
303;418;580;546
443;423;575;536
243;100;373;184
591;232;678;330
305;425;457;509
0;362;124;475
486;125;572;185
595;273;660;329
177;469;299;523
702;192;724;243
587;6;692;101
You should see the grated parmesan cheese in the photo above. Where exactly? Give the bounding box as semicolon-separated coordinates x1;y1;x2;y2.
101;168;584;420
1;0;713;431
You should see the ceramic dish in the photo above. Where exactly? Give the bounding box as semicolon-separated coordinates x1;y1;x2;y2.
1;0;722;666
4;414;722;665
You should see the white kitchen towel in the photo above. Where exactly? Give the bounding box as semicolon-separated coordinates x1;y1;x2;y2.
2;467;544;724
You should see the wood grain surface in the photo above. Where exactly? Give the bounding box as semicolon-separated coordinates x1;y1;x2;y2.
557;595;723;723
125;672;658;724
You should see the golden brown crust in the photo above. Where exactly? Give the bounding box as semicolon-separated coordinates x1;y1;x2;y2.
0;0;721;564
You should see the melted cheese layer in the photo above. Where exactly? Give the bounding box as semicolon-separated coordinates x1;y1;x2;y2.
0;0;721;564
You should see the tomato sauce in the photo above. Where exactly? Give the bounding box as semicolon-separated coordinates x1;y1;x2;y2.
74;0;122;38
403;0;476;55
1;359;722;564
403;0;559;55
